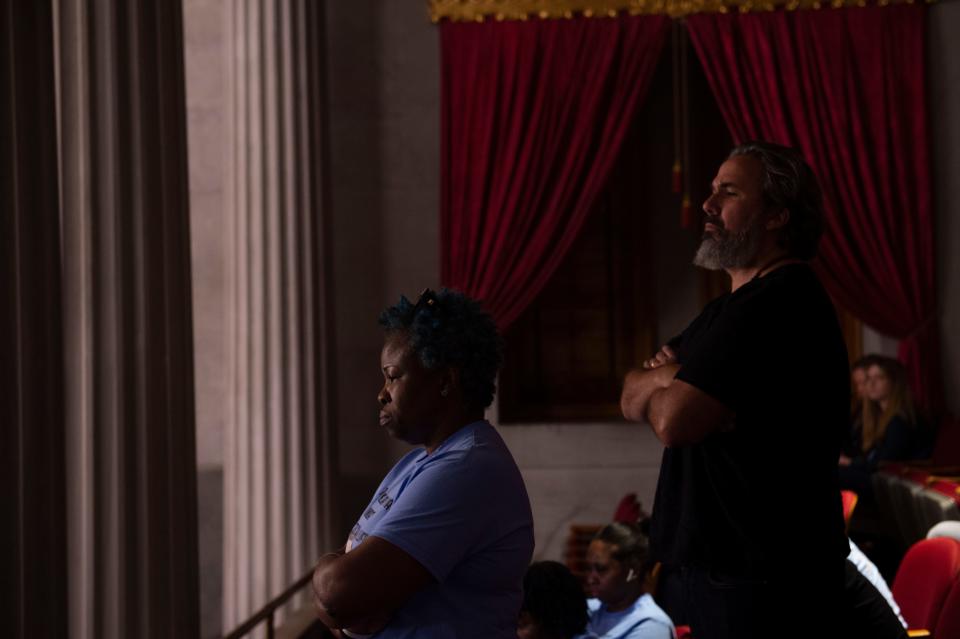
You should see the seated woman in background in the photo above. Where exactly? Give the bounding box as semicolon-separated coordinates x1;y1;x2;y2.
517;561;589;639
579;523;675;639
312;289;534;638
839;356;922;498
843;354;880;460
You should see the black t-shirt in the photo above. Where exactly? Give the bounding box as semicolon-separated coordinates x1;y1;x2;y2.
649;263;850;577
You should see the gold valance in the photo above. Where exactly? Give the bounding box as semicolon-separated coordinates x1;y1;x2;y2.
429;0;928;22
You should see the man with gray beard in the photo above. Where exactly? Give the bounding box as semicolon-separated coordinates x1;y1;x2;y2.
620;142;861;639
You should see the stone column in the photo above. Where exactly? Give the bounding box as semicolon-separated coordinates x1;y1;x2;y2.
55;0;200;636
1;1;68;636
223;0;337;630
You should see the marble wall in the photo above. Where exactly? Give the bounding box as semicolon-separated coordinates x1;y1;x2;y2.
184;0;227;471
494;417;667;561
183;1;226;635
324;1;442;529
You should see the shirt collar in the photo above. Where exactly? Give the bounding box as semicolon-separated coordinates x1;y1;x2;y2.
413;419;488;463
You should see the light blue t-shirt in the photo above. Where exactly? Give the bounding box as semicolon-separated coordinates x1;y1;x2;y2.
347;420;534;639
579;594;675;639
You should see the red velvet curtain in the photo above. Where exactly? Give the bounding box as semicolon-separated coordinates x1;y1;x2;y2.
686;6;943;416
440;15;669;330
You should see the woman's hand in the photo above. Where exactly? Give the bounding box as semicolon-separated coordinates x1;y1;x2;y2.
344;615;391;636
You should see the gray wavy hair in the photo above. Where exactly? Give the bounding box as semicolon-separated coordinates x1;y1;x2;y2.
729;141;825;260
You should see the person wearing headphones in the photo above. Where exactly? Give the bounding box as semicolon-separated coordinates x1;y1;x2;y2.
580;523;675;639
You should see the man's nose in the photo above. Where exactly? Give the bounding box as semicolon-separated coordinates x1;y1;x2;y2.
703;193;718;215
378;387;389;406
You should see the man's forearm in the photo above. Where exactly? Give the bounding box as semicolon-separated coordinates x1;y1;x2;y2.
644;377;735;447
620;364;680;423
646;385;675;442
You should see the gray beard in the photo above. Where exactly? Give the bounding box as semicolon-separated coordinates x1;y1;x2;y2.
693;223;764;271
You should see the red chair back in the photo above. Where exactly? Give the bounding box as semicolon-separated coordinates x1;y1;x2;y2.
892;537;960;630
613;493;642;523
929;479;960;505
934;579;960;639
840;490;858;527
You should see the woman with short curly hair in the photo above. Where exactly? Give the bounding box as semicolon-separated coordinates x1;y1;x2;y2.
312;288;534;639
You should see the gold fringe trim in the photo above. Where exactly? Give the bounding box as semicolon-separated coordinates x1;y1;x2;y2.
429;0;931;22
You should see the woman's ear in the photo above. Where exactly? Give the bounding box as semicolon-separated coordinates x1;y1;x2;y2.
440;367;461;398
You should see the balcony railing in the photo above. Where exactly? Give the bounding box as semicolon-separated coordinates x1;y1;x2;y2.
222;569;330;639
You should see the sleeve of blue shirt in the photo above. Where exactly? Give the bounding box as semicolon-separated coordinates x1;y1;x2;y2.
366;449;488;582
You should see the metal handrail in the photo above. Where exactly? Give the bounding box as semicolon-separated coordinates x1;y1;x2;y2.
222;569;315;639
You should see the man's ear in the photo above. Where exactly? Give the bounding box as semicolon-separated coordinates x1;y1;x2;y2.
766;208;790;231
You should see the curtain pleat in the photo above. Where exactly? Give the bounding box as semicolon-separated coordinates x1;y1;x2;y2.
1;0;68;635
55;0;201;635
440;15;670;330
223;0;336;633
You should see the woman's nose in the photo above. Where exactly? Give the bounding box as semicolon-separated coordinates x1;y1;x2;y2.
378;387;389;406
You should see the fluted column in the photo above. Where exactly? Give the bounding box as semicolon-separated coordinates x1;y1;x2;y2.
55;0;200;637
1;1;68;636
224;0;337;630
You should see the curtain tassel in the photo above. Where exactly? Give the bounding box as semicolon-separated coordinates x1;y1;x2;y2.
672;21;684;200
681;193;695;229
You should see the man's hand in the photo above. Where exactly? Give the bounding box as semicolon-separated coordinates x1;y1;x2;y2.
642;344;678;370
621;364;680;423
623;362;735;447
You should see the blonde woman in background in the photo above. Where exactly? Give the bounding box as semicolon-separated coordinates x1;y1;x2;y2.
839;356;923;499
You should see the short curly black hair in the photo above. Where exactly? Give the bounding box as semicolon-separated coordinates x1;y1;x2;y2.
521;561;588;639
378;288;503;411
